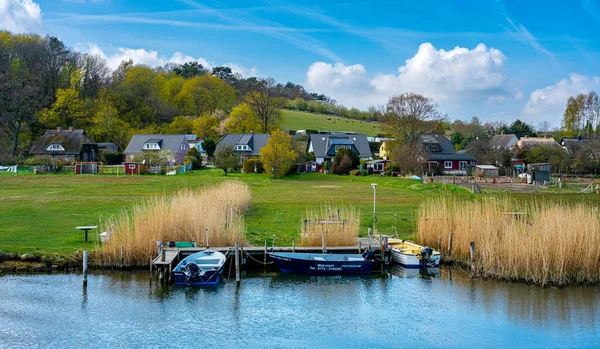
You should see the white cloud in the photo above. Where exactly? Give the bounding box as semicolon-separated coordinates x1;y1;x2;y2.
0;0;43;33
522;73;600;125
305;42;520;110
76;43;258;77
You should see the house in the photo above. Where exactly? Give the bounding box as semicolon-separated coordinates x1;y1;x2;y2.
216;133;270;162
307;132;372;165
379;141;391;159
420;134;476;175
29;127;98;162
188;139;208;162
559;137;589;153
123;134;191;165
365;159;391;175
489;134;518;150
514;136;561;149
97;143;119;153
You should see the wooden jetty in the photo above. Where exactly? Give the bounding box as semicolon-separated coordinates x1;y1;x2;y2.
152;238;384;283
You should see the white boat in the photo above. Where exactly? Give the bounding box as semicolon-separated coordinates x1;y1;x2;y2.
388;239;441;268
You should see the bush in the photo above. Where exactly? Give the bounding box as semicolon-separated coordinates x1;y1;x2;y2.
349;169;361;176
242;157;264;174
186;147;203;170
386;162;401;175
331;148;359;175
98;151;123;165
24;155;66;173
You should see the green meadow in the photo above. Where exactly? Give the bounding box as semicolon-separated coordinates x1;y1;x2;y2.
281;109;382;136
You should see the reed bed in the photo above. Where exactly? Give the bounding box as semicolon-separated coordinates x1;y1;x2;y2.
418;196;600;285
300;204;360;247
98;181;251;266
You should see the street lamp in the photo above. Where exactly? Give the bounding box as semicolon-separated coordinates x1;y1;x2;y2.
371;183;378;233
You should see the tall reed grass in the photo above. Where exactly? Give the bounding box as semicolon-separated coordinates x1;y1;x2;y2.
98;181;251;266
418;196;600;285
300;204;360;247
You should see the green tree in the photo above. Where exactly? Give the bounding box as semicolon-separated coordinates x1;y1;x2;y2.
40;87;87;128
168;116;194;134
501;119;536;138
175;75;237;116
185;147;203;169
260;130;297;178
225;103;262;133
174;62;208;79
246;79;284;132
331;148;360;175
202;139;216;159
88;99;132;149
214;144;240;175
193;115;220;141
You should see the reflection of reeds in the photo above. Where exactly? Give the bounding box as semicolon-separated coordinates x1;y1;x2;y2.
418;196;600;285
98;181;251;266
300;204;360;247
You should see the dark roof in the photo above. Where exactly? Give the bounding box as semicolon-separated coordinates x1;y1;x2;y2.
30;129;96;155
425;153;476;161
216;133;270;157
420;134;454;154
489;134;517;149
124;134;188;154
559;137;589;145
309;133;372;158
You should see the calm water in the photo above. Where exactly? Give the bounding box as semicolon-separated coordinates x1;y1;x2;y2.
1;268;599;349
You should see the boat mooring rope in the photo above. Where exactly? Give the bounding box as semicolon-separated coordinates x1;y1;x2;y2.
243;249;274;265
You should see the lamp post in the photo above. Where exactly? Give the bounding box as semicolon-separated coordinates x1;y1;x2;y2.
371;183;378;233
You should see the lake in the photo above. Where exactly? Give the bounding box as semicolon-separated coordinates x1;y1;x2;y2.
1;268;599;348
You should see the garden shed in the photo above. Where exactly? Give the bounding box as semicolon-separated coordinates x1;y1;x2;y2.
527;163;551;185
472;165;499;178
124;162;145;175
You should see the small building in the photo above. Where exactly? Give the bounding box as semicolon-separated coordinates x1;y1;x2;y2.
489;134;518;151
308;132;372;165
471;165;499;178
216;133;270;163
29;127;98;162
527;163;550;185
305;161;317;173
365;159;391;175
420;134;476;175
123;162;145;175
124;134;191;165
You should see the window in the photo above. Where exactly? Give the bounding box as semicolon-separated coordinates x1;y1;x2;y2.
375;163;384;171
459;161;467;169
444;161;453;169
128;164;136;169
143;143;160;150
235;145;251;151
46;144;65;151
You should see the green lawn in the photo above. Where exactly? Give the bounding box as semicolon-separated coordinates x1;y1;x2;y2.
281;109;382;136
0;170;465;256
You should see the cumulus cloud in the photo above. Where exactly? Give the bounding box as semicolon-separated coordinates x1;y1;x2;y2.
305;42;520;110
76;43;258;77
0;0;43;33
522;73;600;125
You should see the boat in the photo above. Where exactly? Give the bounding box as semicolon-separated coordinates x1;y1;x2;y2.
172;250;226;286
388;239;441;268
268;251;377;275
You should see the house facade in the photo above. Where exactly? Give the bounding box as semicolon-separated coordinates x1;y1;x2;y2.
420;134;476;174
365;159;391;175
123;134;191;165
216;133;270;162
97;143;119;153
307;132;372;165
489;134;518;150
29;127;98;162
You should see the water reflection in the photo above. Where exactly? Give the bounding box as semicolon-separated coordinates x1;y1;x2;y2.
390;265;441;279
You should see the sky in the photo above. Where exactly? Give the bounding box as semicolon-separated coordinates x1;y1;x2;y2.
2;0;600;128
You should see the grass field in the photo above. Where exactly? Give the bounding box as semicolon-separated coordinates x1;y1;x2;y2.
281;109;382;136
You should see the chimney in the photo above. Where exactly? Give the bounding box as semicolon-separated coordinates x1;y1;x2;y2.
68;127;73;133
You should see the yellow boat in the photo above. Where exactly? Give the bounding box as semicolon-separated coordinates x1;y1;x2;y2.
387;238;441;268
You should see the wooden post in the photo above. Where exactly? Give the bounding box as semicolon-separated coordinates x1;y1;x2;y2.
448;232;453;256
437;236;442;252
368;228;372;250
156;240;162;258
358;241;361;253
263;239;267;267
120;245;124;269
379;235;384;272
161;248;166;262
235;242;240;285
292;238;295;253
470;241;475;262
321;231;326;253
205;227;209;249
149;256;153;278
82;251;88;286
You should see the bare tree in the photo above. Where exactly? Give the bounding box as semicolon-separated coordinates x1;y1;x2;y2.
381;93;443;173
538;121;551;138
78;53;110;99
245;78;284;133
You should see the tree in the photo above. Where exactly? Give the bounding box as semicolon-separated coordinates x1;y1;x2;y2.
538;121;551;138
40;87;87;128
212;66;235;82
168;116;194;134
88;99;132;149
174;61;208;79
192;115;220;141
225;103;262;133
331;148;359;175
381;93;443;173
245;79;284;132
500;119;536;138
260;130;297;178
78;53;110;99
202;139;216;159
214;144;239;175
525;145;568;173
185;147;203;169
174;74;237;116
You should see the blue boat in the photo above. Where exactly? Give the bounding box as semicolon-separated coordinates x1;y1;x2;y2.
268;252;376;275
172;250;226;286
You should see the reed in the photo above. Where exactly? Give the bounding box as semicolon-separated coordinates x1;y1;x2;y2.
300;204;360;247
417;196;600;285
98;181;251;266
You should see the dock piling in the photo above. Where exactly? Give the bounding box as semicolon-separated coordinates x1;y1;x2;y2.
292;239;295;253
263;239;267;267
235;242;240;285
448;232;454;257
205;227;209;249
321;231;326;253
120;245;124;269
368;228;372;250
82;251;88;286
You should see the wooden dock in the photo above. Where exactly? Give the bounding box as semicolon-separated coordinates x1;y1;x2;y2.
151;238;384;282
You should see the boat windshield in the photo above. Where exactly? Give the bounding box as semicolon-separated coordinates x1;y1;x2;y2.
194;259;221;265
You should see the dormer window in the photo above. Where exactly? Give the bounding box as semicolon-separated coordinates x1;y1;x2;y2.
46;144;65;151
235;145;251;151
143;142;160;150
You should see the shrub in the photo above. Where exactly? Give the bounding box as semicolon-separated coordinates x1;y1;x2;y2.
386;163;401;175
331;148;359;175
242;157;264;174
185;147;203;170
98;151;123;165
349;169;361;176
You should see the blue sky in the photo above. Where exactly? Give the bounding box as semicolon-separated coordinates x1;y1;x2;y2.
3;0;600;128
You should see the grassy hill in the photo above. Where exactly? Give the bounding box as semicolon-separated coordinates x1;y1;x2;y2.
281;109;382;136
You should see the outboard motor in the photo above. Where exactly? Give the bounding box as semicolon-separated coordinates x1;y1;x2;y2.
184;261;200;282
418;246;434;265
362;249;376;261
